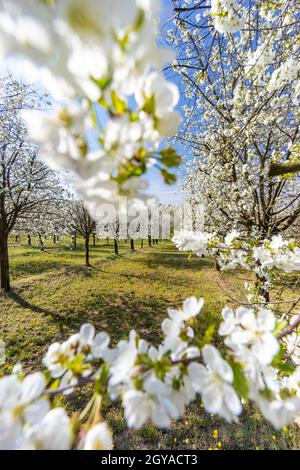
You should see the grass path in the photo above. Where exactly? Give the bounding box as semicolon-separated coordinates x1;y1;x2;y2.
0;240;299;449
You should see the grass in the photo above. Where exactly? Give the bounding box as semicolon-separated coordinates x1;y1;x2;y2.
0;236;299;450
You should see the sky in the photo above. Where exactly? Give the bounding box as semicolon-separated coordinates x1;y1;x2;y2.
0;0;186;205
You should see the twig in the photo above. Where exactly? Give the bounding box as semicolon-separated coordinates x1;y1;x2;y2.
278;313;300;339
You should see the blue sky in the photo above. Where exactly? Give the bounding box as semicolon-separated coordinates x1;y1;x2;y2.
0;0;186;204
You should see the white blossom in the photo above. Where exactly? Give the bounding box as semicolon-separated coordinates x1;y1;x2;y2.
192;345;242;422
83;422;113;450
0;373;49;450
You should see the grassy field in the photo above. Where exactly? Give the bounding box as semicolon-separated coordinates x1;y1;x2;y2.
0;236;299;450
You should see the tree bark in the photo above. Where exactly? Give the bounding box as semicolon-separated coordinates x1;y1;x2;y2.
28;234;31;246
130;239;135;251
269;160;300;177
53;235;56;244
85;235;90;266
114;238;119;255
38;233;45;251
0;233;10;291
93;233;96;247
73;232;77;248
255;273;270;303
140;239;143;248
148;236;152;246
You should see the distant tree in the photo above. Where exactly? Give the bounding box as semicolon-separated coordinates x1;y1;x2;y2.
17;198;69;251
68;201;95;266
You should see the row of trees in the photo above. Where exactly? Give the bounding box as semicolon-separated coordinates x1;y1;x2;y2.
0;77;182;291
0;77;101;290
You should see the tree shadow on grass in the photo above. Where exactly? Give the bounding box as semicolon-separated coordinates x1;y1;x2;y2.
7;291;69;334
90;262;200;287
128;251;214;271
10;260;71;279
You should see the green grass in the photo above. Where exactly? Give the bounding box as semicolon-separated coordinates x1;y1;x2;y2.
8;235;129;279
0;238;299;450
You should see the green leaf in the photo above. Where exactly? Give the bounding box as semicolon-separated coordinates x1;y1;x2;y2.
160;169;177;185
160;147;182;168
91;76;112;92
98;363;110;385
229;360;249;399
111;90;127;114
142;95;156;115
136;353;153;368
197;324;216;349
133;9;145;32
274;319;287;336
153;357;171;380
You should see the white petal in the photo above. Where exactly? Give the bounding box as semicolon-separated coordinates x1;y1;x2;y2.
92;332;110;358
0;375;21;408
157;111;182;137
80;324;95;345
25;398;50;426
201;383;223;414
188;363;209;392
224;385;242;416
182;297;204;318
83;422;113;450
20;373;46;404
257;310;276;332
202;344;221;370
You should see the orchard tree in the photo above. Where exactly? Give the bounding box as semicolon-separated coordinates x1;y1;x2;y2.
0;76;65;291
97;218;123;256
167;1;300;239
16;198;70;251
69;201;96;266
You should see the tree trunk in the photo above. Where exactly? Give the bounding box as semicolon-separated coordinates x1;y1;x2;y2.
255;273;270;303
73;232;77;248
93;233;96;247
53;234;56;244
114;238;119;255
130;239;135;251
215;250;221;271
0;233;10;292
106;237;109;246
85;235;90;266
28;234;32;246
148;236;152;246
38;233;45;251
140;239;143;248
